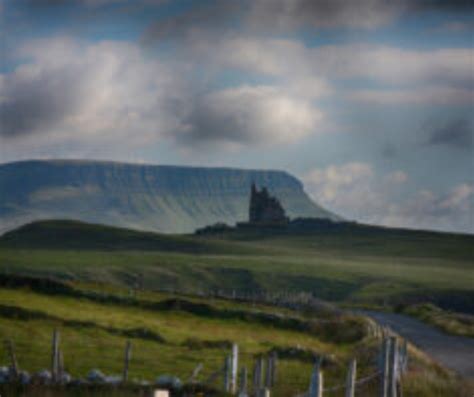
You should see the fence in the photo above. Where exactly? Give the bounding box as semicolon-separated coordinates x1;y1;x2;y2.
297;335;408;397
2;325;408;397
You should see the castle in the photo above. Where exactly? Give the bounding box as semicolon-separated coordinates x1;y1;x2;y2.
247;183;289;226
196;183;290;234
195;183;346;235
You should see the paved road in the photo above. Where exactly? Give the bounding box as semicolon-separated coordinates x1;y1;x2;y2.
360;310;474;378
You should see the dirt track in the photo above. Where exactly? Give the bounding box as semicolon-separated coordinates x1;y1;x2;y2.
360;310;474;378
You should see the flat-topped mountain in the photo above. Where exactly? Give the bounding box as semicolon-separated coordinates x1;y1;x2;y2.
0;160;338;234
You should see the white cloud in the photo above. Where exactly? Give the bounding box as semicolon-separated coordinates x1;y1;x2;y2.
211;38;473;85
207;38;473;105
382;184;473;233
197;37;332;100
1;37;325;155
303;162;473;233
1;38;187;147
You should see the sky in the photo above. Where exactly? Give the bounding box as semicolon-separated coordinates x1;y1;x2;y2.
0;0;473;233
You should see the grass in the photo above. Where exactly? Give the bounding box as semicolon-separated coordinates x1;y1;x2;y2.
401;303;474;338
1;228;472;312
0;220;472;395
0;283;469;396
0;283;363;396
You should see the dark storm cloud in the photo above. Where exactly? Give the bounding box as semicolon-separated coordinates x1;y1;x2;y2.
427;119;473;149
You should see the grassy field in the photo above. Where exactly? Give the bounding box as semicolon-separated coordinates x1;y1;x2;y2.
0;280;363;396
1;220;473;313
0;220;473;395
0;280;470;397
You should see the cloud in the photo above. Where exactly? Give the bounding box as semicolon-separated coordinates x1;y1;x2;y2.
0;38;188;146
245;0;400;31
426;119;473;149
384;184;473;233
208;38;473;89
20;0;164;8
201;37;473;107
143;1;240;44
310;45;473;86
1;37;323;152
410;0;473;13
180;85;323;146
386;170;408;184
431;21;473;33
303;162;472;233
347;86;473;105
143;0;473;42
304;162;380;216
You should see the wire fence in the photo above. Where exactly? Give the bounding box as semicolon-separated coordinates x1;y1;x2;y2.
1;323;408;397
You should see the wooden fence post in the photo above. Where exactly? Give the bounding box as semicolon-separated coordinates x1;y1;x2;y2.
345;358;357;397
238;367;248;396
379;337;390;397
400;340;408;374
231;343;239;394
270;352;277;387
123;340;132;383
388;337;399;397
264;355;272;388
224;355;232;392
257;388;270;397
309;359;323;397
51;329;60;383
189;363;203;383
5;340;19;379
253;356;263;391
58;348;64;381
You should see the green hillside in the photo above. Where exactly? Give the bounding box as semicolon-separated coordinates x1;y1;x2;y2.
1;220;472;313
0;160;338;234
0;220;253;254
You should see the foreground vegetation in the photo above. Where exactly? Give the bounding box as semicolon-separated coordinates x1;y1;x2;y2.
400;303;474;338
0;220;472;395
0;279;471;396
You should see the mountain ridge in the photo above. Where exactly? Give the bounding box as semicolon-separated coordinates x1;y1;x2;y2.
0;159;338;234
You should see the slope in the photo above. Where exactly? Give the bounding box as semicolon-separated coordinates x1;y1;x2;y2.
0;159;338;234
